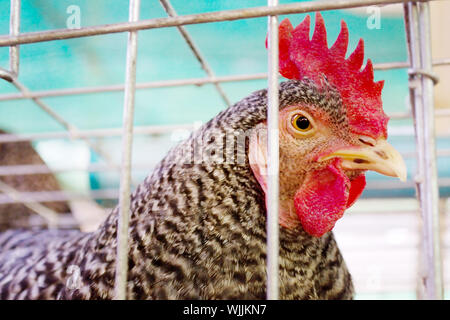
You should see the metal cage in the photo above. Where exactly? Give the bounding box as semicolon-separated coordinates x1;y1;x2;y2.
0;0;448;300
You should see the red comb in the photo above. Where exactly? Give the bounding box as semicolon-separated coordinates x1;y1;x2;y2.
272;13;389;139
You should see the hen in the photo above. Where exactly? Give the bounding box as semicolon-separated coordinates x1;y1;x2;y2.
0;13;406;300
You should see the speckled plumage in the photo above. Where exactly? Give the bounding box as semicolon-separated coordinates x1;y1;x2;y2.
0;130;72;231
0;80;354;300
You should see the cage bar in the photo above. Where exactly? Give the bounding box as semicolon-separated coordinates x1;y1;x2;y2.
404;2;443;299
159;0;231;107
9;0;20;76
7;78;123;173
3;177;450;206
0;189;119;204
0;0;423;47
114;0;140;300
0;179;59;227
0;0;447;300
11;79;78;132
2;145;450;178
0;73;266;101
1;106;450;144
0;163;154;176
1;58;449;102
266;0;280;300
0;124;194;143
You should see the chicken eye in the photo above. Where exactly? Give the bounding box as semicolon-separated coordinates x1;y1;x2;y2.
292;114;312;132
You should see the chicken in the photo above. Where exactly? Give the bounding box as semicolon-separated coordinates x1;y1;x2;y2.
0;130;73;231
0;13;406;300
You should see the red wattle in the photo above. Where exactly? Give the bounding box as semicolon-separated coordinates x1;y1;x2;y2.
293;160;350;237
346;174;366;208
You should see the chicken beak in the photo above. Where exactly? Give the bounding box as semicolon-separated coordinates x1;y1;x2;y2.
319;139;407;182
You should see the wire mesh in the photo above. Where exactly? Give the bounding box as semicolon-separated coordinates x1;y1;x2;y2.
404;1;443;299
0;0;448;300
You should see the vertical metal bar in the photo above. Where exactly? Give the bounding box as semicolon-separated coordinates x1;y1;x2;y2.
114;0;140;300
266;0;279;300
9;0;20;75
416;1;443;300
404;2;443;300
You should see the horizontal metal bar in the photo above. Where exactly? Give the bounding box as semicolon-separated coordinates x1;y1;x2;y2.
402;149;450;158
159;0;231;107
12;80;77;132
0;189;120;204
431;58;450;67
11;79;111;164
373;58;450;71
10;79;127;174
2;120;450;145
0;123;194;143
2;145;450;178
435;109;450;117
0;0;429;47
2;177;450;205
0;73;267;101
0;179;59;226
366;178;450;190
0;163;155;176
1;57;448;101
389;108;450;120
2;108;450;144
374;61;410;70
2;67;140;188
5;199;450;216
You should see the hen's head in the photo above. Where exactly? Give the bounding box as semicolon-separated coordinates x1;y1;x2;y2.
249;13;406;237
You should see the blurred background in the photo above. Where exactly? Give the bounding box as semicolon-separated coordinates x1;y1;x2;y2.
0;0;449;299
